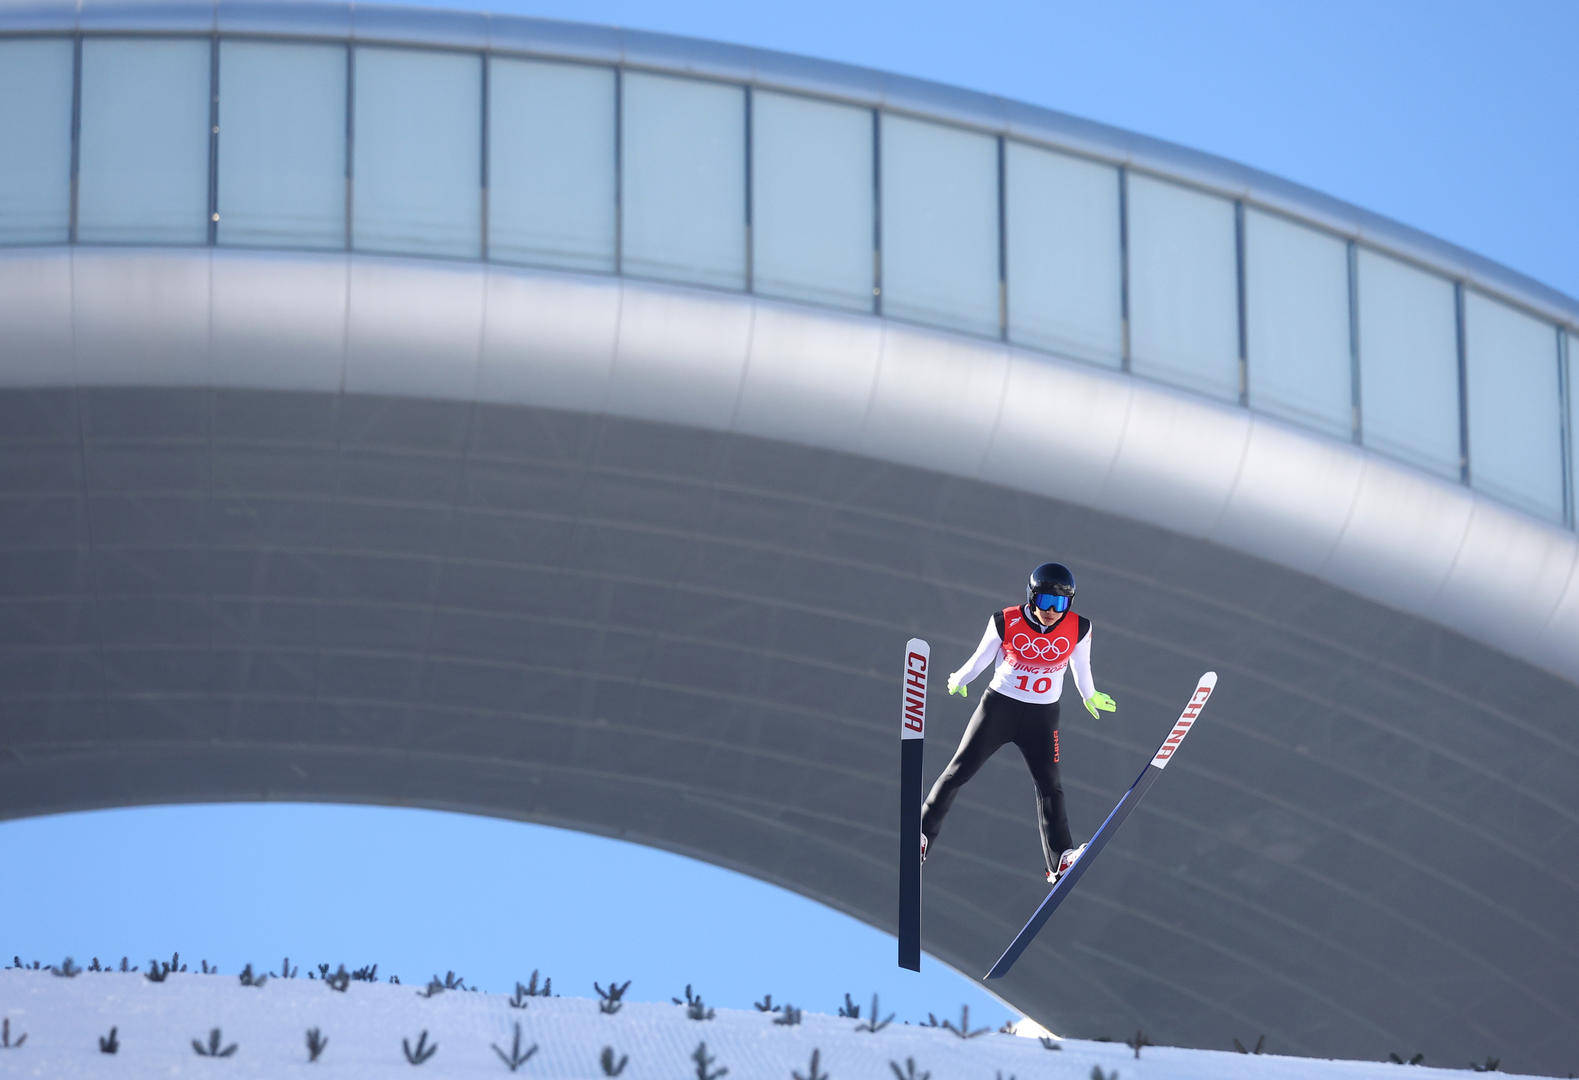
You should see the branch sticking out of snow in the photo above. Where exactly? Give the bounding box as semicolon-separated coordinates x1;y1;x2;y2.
491;1021;538;1072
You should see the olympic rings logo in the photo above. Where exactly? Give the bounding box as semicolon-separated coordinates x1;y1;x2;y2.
1009;633;1070;662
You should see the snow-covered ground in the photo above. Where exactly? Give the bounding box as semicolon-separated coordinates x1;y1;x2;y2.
0;964;1553;1079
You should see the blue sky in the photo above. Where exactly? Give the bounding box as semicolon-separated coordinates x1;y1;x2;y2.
4;0;1576;1032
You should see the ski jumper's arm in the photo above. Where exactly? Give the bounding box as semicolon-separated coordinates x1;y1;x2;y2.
1068;617;1095;702
952;616;1003;687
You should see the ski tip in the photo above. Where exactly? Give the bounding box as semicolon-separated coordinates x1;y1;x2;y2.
1199;670;1218;688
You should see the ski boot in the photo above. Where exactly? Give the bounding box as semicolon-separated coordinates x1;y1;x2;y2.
1046;843;1087;884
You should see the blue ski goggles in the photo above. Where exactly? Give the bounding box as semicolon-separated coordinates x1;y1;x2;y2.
1033;592;1070;613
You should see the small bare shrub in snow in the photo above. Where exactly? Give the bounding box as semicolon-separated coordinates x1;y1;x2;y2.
417;970;469;999
1039;1037;1061;1051
491;1021;538;1072
324;964;352;992
313;961;375;985
794;1048;829;1080
239;963;269;988
276;957;299;979
7;957;41;970
518;970;552;998
889;1057;928;1080
837;993;861;1018
1090;1067;1118;1080
1127;1029;1153;1058
98;1026;119;1054
600;1046;629;1076
191;1027;237;1058
1389;1052;1426;1066
937;1005;989;1040
51;956;81;977
691;1041;727;1080
1;1017;27;1048
403;1029;438;1064
674;984;715;1021
1233;1035;1265;1054
774;1005;803;1027
1470;1057;1501;1072
596;979;631;1015
755;994;781;1013
306;1027;328;1062
853;994;894;1034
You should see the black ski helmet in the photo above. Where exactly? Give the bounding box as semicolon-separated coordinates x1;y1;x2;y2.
1027;562;1076;613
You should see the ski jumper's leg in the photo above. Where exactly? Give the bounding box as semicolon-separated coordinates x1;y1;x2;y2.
1012;699;1074;876
921;690;1012;848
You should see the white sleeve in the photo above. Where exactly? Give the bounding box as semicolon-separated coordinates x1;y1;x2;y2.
955;618;1003;685
1069;627;1095;703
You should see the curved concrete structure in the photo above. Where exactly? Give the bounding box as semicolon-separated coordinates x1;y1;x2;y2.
3;4;1578;1074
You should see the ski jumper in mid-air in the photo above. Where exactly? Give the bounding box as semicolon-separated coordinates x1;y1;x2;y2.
920;562;1117;884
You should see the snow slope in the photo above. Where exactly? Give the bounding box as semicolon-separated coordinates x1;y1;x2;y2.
0;966;1549;1079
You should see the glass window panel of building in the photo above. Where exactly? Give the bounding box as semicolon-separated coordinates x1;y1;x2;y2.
0;38;73;244
878;113;1000;337
488;58;615;272
77;38;211;245
1244;208;1353;438
750;89;873;313
1463;291;1563;521
1570;331;1579;526
1126;173;1240;401
217;40;346;250
620;71;745;290
1004;141;1121;366
1355;249;1462;479
352;46;481;259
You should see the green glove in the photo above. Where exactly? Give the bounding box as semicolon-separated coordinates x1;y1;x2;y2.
1084;691;1117;718
947;671;969;697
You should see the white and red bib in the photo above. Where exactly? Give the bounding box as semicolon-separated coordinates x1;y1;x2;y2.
1001;605;1079;675
955;606;1094;706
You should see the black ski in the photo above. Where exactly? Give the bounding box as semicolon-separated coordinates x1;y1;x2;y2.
984;671;1217;979
898;638;929;970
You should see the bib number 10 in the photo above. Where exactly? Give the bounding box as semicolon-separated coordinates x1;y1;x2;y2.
1015;675;1054;694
